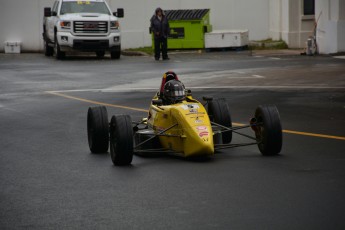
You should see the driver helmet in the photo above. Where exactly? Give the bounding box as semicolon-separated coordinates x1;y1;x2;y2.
163;79;186;104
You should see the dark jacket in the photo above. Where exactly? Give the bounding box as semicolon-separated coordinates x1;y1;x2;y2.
150;14;170;39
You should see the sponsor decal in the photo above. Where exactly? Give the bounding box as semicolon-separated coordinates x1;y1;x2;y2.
195;120;203;123
199;131;209;137
77;1;91;5
196;126;207;131
188;104;199;109
180;104;200;110
190;116;204;118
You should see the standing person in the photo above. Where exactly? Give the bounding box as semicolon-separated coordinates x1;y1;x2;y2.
150;7;170;60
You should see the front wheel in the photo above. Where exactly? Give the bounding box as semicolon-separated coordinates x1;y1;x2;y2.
87;106;109;153
110;46;121;59
44;40;54;56
208;98;232;144
254;105;282;156
110;51;121;59
110;115;133;166
54;35;65;60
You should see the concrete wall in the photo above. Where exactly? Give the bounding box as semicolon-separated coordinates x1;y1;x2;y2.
0;0;55;52
269;0;315;48
1;0;343;53
316;0;345;54
0;0;270;52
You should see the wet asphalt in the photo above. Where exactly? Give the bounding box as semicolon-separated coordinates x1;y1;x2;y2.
0;51;345;229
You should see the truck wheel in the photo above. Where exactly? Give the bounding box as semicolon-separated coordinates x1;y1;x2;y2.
96;51;105;58
254;105;282;156
110;115;133;166
44;40;54;56
87;106;109;153
110;49;121;59
208;98;232;144
54;35;65;60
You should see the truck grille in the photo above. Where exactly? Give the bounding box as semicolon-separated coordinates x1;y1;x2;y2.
73;21;108;34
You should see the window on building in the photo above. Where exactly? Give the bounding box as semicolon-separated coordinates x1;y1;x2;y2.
304;0;315;15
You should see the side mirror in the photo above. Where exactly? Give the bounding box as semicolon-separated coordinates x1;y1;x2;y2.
152;99;163;106
44;7;52;17
185;89;192;96
52;11;57;16
113;8;124;18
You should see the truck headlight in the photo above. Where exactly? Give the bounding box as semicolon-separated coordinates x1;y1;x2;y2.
60;21;71;29
110;21;119;29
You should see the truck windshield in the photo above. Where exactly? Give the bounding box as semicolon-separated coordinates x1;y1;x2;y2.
60;2;111;15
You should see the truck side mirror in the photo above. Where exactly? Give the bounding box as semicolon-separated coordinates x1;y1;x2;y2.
44;7;52;17
113;8;124;18
52;11;57;16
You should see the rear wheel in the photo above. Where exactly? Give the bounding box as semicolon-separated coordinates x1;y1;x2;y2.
87;106;109;153
208;98;232;144
110;115;133;165
254;105;282;156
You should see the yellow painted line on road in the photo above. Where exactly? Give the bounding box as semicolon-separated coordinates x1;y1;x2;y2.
232;122;345;141
282;130;345;141
46;91;148;113
47;91;345;141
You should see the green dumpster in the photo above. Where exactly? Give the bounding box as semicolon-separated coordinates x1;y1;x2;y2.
152;9;212;49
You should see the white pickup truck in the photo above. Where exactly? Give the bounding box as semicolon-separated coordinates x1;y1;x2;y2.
43;0;123;59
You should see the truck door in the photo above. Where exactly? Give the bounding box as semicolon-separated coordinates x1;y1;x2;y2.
47;1;59;41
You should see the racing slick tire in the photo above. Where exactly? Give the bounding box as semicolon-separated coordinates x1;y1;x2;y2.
87;106;109;153
208;98;232;144
110;115;133;166
254;105;282;156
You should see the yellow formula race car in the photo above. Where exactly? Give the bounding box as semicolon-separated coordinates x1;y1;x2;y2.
87;71;282;166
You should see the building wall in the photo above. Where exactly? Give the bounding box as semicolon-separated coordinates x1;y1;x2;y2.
269;0;282;40
269;0;315;48
0;0;55;52
0;0;270;52
316;0;345;54
1;0;343;53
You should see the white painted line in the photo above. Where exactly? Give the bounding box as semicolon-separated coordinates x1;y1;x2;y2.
333;56;345;59
226;76;262;79
270;57;281;60
181;70;263;79
253;56;263;58
252;75;265;78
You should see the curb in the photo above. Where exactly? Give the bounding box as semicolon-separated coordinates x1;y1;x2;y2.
121;50;149;56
